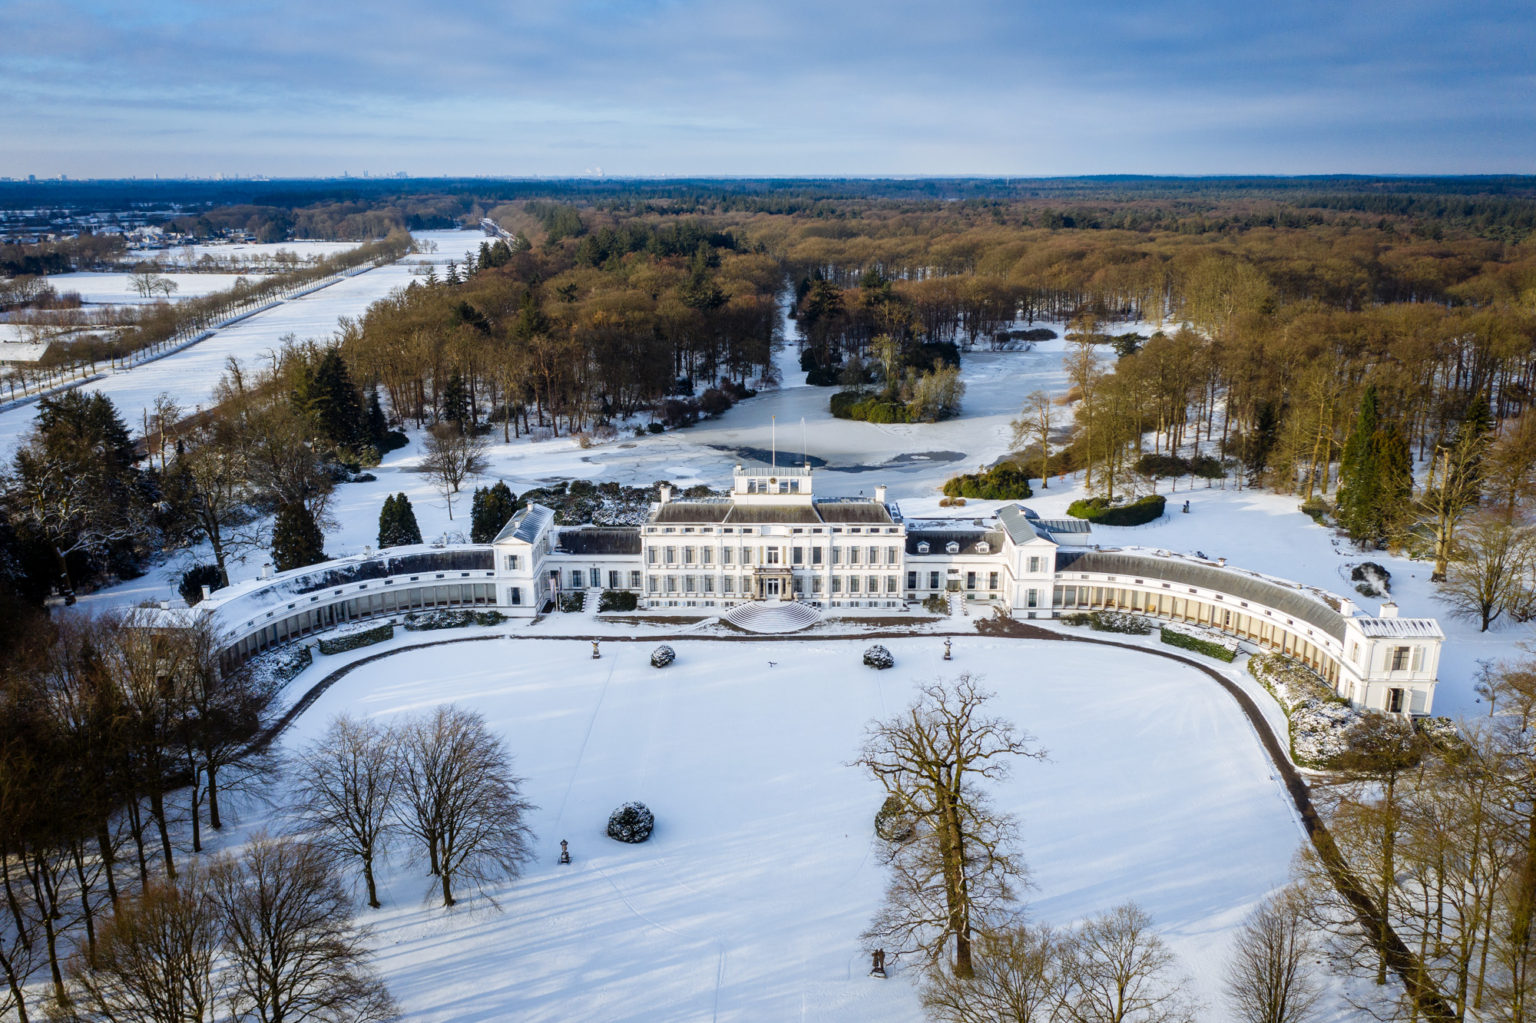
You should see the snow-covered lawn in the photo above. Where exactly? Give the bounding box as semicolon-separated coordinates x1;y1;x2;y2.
265;633;1313;1022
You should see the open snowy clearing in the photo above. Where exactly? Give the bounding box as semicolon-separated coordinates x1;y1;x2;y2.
264;633;1325;1023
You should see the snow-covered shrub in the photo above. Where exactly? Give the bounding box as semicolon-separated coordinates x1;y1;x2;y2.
863;644;894;670
402;609;507;631
874;794;915;843
1350;561;1392;597
1247;653;1337;712
558;592;585;613
922;594;948;614
246;645;312;688
317;621;394;655
1290;699;1360;766
1061;610;1153;635
1159;627;1236;662
599;589;639;613
650;645;675;668
607;802;655;843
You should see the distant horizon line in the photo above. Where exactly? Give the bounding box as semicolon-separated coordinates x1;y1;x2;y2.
3;172;1536;185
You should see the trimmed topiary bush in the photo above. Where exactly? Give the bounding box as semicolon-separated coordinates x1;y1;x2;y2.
863;644;894;669
607;802;655;843
651;644;675;668
1159;627;1236;662
1066;494;1167;526
874;794;915;843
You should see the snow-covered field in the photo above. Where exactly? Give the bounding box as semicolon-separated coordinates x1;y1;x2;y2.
259;633;1315;1023
40;270;267;305
125;239;364;265
0;229;481;451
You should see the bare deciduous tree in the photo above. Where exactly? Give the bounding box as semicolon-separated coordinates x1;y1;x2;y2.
211;834;397;1023
1013;390;1056;490
921;921;1066;1023
855;674;1045;976
1441;513;1536;631
394;706;535;907
419;424;488;520
65;869;222;1023
1060;903;1197;1023
1224;887;1322;1023
289;716;399;909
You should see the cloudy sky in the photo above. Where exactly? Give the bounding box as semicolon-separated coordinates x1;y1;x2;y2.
4;0;1533;179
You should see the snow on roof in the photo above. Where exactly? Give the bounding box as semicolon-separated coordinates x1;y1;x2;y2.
493;503;554;544
1055;548;1348;641
1351;617;1445;640
997;504;1058;544
196;543;496;634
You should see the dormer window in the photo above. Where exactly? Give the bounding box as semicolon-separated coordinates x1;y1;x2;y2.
917;541;931;554
945;541;961;554
976;541;990;554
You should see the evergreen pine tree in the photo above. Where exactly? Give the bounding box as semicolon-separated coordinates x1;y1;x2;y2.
1337;387;1383;542
377;493;423;548
272;501;326;571
470;481;517;543
442;372;472;431
366;387;391;449
1338;386;1414;547
312;346;365;449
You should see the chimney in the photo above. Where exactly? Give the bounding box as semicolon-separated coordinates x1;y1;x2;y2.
1217;556;1227;567
201;584;212;601
659;484;672;504
159;600;170;610
1380;601;1399;618
875;484;887;504
1338;596;1356;616
260;563;273;580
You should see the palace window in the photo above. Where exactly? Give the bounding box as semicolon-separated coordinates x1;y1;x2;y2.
917;541;931;554
1391;646;1411;671
792;546;804;565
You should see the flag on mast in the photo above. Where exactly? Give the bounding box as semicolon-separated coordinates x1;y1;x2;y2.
771;415;776;469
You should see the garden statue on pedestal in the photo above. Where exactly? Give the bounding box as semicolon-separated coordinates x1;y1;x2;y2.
592;640;601;659
869;949;886;978
558;839;571;865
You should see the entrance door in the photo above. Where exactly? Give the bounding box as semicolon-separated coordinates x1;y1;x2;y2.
764;579;781;598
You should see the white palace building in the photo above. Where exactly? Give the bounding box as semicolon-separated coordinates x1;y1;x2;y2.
197;464;1444;717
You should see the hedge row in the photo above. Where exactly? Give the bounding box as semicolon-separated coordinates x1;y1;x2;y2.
318;622;395;655
1159;627;1236;662
1067;494;1167;526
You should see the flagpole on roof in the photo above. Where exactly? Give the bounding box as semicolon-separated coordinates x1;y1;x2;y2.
771;415;776;469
